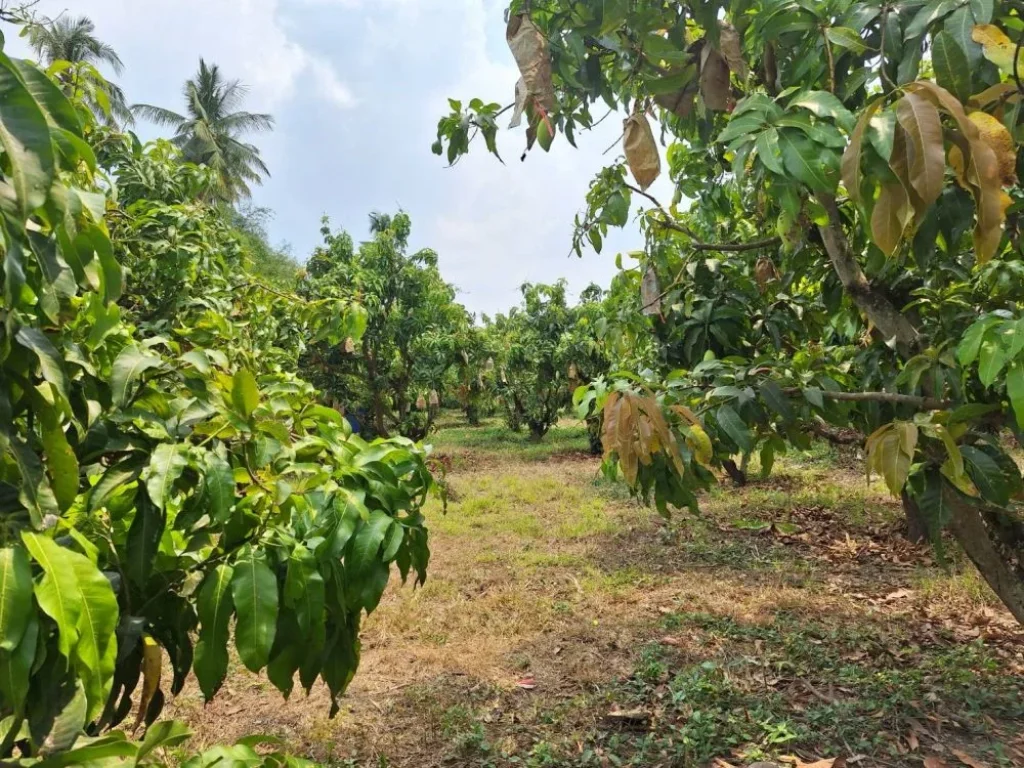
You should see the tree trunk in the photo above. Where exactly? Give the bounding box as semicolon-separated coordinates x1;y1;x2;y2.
722;458;747;487
816;195;920;356
948;494;1024;625
900;489;929;544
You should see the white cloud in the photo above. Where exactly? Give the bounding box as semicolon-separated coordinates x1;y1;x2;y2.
7;0;356;112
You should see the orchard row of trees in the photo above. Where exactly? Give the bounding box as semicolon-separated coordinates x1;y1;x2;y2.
0;8;644;763
0;8;456;765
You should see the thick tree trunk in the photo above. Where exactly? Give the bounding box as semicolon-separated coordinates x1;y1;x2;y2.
900;489;929;544
948;495;1024;625
816;195;920;356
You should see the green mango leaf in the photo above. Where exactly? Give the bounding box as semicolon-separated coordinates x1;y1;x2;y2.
905;0;961;38
21;533;82;659
0;546;33;652
203;450;235;523
110;344;164;408
7;437;60;529
0;50;55;216
145;443;189;511
194;565;235;700
231;369;260;419
789;90;855;132
825;26;871;54
136;720;192;761
10;60;81;136
778;131;839;193
232;555;278;673
15;328;69;401
715;404;754;453
754;127;785;175
961;445;1010;506
978;339;1008;387
932;30;972;103
1007;361;1024;430
38;402;78;512
126;492;165;588
958;318;992;366
22;533;118;720
0;615;37;715
347;511;395;575
36;734;138;767
284;546;325;649
37;680;87;756
758;381;794;422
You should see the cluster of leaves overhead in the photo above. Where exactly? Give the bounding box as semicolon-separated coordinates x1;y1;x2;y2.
485;281;610;440
300;212;474;441
434;0;1024;623
0;28;439;762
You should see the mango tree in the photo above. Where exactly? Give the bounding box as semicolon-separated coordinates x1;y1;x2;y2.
0;36;437;762
436;0;1024;622
302;213;467;440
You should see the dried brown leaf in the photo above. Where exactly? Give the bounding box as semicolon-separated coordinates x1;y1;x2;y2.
508;77;528;129
842;99;883;204
924;757;951;768
718;23;748;77
506;14;556;114
895;92;946;208
950;749;987;768
871;182;911;256
641;266;661;315
654;82;698;119
623;113;661;190
699;45;732;111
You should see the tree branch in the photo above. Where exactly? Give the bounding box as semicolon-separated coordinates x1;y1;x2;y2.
783;388;954;410
815;194;920;357
624;183;782;252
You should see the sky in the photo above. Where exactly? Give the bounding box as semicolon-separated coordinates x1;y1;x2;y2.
6;0;673;317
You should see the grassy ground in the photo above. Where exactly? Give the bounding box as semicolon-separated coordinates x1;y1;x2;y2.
168;413;1024;768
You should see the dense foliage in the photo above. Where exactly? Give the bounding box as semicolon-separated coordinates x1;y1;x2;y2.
0;24;438;763
485;281;608;440
302;213;471;440
436;0;1024;623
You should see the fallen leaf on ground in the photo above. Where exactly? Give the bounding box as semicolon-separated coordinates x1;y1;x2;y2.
907;731;920;751
884;588;914;601
516;676;536;690
951;749;986;768
924;758;950;768
780;757;843;768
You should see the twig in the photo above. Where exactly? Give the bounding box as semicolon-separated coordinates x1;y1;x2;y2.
624;182;782;252
879;4;896;93
782;388;954;410
822;26;836;94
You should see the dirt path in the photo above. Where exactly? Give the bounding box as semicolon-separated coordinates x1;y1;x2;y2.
169;420;1024;768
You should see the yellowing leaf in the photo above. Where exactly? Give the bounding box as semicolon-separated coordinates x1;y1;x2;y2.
871;183;912;256
895;92;946;207
968;111;1018;185
972;24;1024;78
685;423;714;467
623;113;661;190
866;421;918;496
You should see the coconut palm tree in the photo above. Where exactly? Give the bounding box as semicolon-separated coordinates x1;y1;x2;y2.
26;15;133;126
132;60;274;202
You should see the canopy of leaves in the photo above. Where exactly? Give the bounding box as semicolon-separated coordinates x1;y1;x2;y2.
435;0;1024;623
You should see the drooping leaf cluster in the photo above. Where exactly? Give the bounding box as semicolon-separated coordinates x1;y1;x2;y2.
436;0;1024;623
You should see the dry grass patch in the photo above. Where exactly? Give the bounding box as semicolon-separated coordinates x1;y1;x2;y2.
166;422;1024;767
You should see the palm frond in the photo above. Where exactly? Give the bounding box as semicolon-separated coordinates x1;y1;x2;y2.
131;103;188;128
